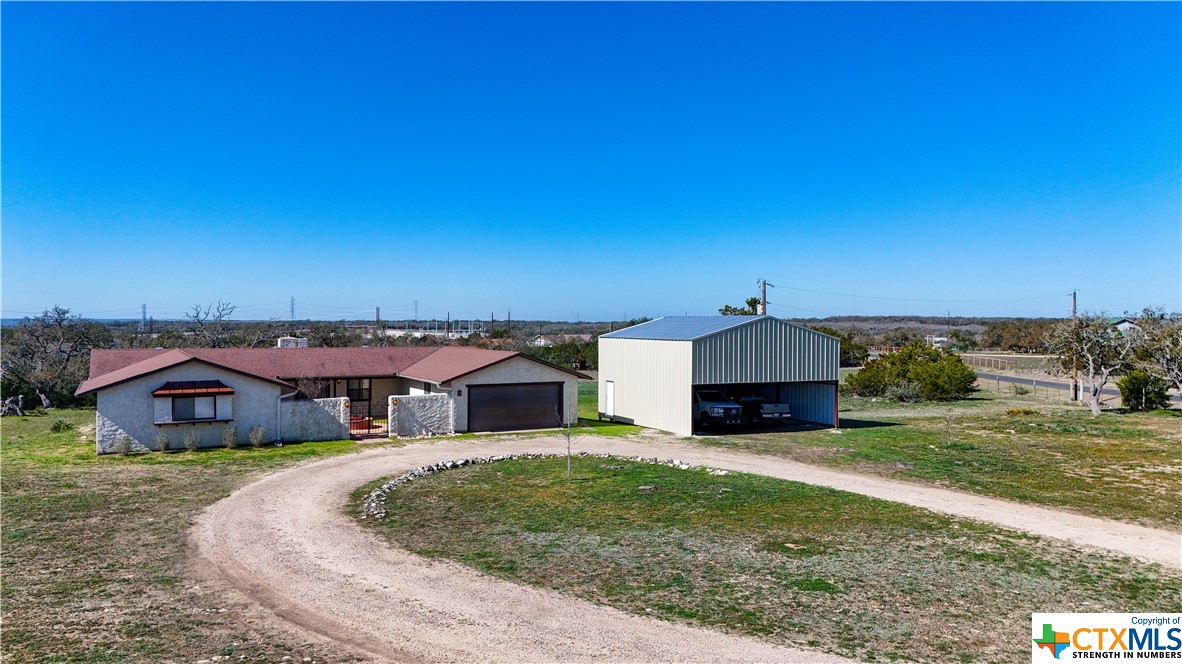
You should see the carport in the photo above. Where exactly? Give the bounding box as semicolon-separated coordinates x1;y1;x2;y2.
598;316;840;436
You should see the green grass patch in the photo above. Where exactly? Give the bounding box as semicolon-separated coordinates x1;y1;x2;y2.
359;457;1182;663
1;409;366;662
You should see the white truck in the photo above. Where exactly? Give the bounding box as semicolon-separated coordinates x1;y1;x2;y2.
737;395;791;424
693;390;744;429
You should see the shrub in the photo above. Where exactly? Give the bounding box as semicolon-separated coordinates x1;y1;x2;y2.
113;435;132;456
845;343;978;401
222;426;238;449
1006;408;1040;417
884;380;921;403
1117;371;1171;412
248;425;267;448
50;419;75;433
1012;385;1032;396
183;430;200;452
155;432;171;452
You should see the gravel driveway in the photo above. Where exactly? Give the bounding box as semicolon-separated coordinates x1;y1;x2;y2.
190;435;1181;662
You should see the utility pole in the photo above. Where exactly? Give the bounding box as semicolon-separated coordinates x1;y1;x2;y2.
376;306;381;329
508;308;511;334
490;312;495;335
1071;290;1079;401
446;312;450;338
139;304;147;333
414;299;418;321
290;297;295;321
757;278;775;315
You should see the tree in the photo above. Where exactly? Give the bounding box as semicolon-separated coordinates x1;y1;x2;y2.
185;301;238;348
719;297;760;316
808;325;869;368
948;329;978;351
1116;371;1170;412
0;306;113;408
979;320;1055;352
844;343;977;401
1045;313;1139;416
1134;308;1182;394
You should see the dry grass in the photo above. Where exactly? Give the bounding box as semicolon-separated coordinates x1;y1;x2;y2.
1;409;364;662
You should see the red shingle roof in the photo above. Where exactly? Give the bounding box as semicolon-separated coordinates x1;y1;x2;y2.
78;346;588;396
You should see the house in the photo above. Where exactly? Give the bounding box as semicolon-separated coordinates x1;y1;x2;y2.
76;346;588;454
598;316;840;436
528;334;593;348
1106;317;1141;335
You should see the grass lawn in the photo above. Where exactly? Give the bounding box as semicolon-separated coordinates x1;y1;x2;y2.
1;409;365;662
358;456;1182;664
690;386;1182;529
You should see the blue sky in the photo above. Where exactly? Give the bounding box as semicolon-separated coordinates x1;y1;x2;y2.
3;2;1179;322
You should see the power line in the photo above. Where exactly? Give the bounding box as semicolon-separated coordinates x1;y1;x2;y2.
773;285;1068;304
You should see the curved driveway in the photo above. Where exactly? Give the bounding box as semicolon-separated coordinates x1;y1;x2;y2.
191;436;1181;663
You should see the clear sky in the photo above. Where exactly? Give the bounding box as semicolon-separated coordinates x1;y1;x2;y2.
3;2;1179;322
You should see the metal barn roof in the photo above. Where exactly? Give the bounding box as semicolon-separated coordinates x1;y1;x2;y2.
601;316;769;341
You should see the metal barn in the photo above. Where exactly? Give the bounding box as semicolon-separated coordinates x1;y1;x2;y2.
598;316;840;436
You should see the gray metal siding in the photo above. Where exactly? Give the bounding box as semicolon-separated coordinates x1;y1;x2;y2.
598;338;694;436
692;317;839;384
779;382;838;426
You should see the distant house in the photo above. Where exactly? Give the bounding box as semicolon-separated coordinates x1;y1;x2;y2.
77;345;588;454
528;334;593;348
1106;317;1141;335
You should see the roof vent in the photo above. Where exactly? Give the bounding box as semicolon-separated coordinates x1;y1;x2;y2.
276;336;309;348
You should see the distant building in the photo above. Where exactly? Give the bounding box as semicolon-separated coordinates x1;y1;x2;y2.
1106;318;1141;335
925;335;951;348
528;334;593;348
276;336;309;348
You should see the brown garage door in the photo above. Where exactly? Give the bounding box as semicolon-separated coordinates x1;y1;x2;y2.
468;383;563;432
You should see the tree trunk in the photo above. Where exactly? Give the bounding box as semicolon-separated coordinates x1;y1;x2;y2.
1087;394;1102;417
35;389;53;409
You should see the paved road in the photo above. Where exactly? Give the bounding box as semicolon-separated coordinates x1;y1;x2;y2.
975;371;1182;403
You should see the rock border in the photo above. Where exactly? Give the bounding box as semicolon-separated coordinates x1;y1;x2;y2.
359;452;730;520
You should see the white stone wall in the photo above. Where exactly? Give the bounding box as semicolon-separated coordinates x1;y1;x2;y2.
448;356;580;432
280;396;350;442
94;363;282;454
388;394;454;437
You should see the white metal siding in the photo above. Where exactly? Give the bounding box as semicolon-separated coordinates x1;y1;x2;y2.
598;338;694;436
779;382;838;426
691;317;838;384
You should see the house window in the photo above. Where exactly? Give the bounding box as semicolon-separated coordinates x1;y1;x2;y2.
347;379;371;402
173;396;216;421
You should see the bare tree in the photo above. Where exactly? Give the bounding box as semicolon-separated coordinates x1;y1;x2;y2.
1;306;114;408
1046;313;1139;416
1135;309;1182;393
185;301;238;348
556;406;575;480
293;375;329;400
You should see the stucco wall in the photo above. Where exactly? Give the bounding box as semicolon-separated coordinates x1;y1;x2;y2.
447;356;579;432
387;394;454;437
280;397;350;442
95;363;282;454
